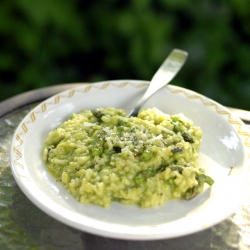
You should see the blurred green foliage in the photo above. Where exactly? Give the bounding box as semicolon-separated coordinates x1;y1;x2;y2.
0;0;250;109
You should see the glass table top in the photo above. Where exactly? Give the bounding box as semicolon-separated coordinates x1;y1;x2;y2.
1;85;250;250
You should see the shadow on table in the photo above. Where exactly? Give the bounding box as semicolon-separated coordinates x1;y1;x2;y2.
80;219;239;250
11;183;239;250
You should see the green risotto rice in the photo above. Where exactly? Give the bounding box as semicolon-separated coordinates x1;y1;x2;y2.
42;107;214;208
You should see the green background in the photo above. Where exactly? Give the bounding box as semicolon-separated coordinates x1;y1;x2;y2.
1;0;250;110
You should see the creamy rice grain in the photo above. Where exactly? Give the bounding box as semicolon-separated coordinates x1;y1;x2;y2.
42;107;214;208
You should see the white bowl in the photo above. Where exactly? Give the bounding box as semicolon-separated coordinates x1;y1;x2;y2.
10;80;250;240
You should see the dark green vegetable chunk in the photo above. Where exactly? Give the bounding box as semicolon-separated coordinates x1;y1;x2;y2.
171;147;182;154
196;173;214;186
92;109;105;119
169;165;185;173
182;132;194;143
184;186;201;200
113;146;122;153
184;172;214;200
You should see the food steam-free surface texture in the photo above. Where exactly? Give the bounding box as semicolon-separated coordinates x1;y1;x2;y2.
42;107;213;208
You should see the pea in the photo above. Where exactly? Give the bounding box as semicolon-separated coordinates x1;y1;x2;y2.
142;150;153;161
92;148;101;157
104;149;110;155
121;151;129;158
174;122;185;133
134;174;143;187
171;117;179;122
166;177;176;187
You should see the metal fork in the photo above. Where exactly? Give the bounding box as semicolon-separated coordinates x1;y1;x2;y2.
128;49;188;117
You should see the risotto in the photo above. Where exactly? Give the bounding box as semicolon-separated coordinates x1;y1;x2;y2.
42;107;214;208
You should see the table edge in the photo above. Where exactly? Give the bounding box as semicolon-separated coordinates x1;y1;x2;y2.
0;83;84;118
